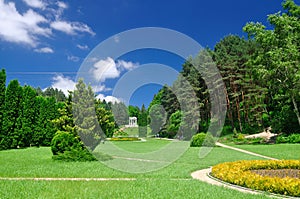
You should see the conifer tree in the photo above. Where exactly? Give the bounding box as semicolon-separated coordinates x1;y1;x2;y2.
0;69;6;145
1;80;23;149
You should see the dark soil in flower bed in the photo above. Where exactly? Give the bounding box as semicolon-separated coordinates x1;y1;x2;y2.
251;169;300;179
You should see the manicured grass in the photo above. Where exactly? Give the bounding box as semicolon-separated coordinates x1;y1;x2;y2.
228;144;300;160
122;126;152;137
108;138;171;153
0;179;269;199
122;127;139;136
2;141;296;198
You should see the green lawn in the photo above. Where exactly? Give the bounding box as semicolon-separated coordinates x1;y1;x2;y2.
228;144;300;160
122;126;153;137
1;141;298;198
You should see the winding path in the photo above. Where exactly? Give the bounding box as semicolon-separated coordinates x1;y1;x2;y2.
191;142;283;198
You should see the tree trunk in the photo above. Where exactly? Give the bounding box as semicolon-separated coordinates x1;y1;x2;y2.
291;93;300;126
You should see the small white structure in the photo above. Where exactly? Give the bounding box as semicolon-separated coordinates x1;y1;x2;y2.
125;117;138;127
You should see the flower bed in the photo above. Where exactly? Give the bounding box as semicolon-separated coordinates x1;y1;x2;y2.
109;137;140;141
211;160;300;197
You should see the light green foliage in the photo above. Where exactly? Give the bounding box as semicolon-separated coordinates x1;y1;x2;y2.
167;110;181;138
50;131;96;162
72;79;102;151
95;99;115;138
128;105;139;117
52;94;76;135
190;132;215;147
243;0;300;131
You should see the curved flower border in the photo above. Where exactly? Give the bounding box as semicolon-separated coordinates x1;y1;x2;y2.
211;160;300;197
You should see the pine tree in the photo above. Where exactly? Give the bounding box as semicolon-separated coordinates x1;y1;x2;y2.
0;69;6;146
16;85;37;147
1;80;23;149
72;79;102;151
138;104;148;137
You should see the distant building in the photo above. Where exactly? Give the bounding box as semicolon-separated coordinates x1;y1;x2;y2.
125;117;138;127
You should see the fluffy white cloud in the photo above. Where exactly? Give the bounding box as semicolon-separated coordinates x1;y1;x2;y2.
22;0;46;9
0;1;51;46
76;44;89;50
67;55;80;62
96;94;120;104
91;57;139;82
92;57;120;82
57;1;67;9
0;0;95;49
117;60;138;70
51;20;95;36
51;75;76;95
34;47;53;53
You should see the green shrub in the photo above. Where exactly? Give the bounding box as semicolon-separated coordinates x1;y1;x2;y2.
276;134;300;144
287;134;300;143
221;125;233;136
113;130;128;137
51;131;96;162
190;132;215;147
52;148;96;162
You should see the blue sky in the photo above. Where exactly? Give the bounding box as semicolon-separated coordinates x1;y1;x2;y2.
0;0;295;107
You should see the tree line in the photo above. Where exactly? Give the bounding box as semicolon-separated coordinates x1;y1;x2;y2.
0;70;63;150
148;0;300;139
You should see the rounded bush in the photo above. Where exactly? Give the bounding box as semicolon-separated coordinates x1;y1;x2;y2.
50;131;96;161
190;132;215;147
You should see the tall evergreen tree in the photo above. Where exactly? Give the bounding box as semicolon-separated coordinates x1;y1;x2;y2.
0;69;6;142
138;104;148;137
16;85;37;147
95;99;115;138
1;80;23;149
111;102;129;126
72;79;102;150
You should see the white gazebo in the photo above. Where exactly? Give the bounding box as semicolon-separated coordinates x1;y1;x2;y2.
125;117;138;127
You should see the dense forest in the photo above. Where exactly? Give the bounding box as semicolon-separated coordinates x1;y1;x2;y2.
148;0;300;138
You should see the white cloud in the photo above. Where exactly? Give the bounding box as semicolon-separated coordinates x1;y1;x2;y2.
91;57;139;82
0;1;51;46
0;0;95;50
92;85;108;92
117;60;138;70
92;57;120;82
96;94;120;104
76;44;89;50
34;47;53;53
51;75;76;96
57;1;67;9
67;55;80;62
51;20;95;36
22;0;46;9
